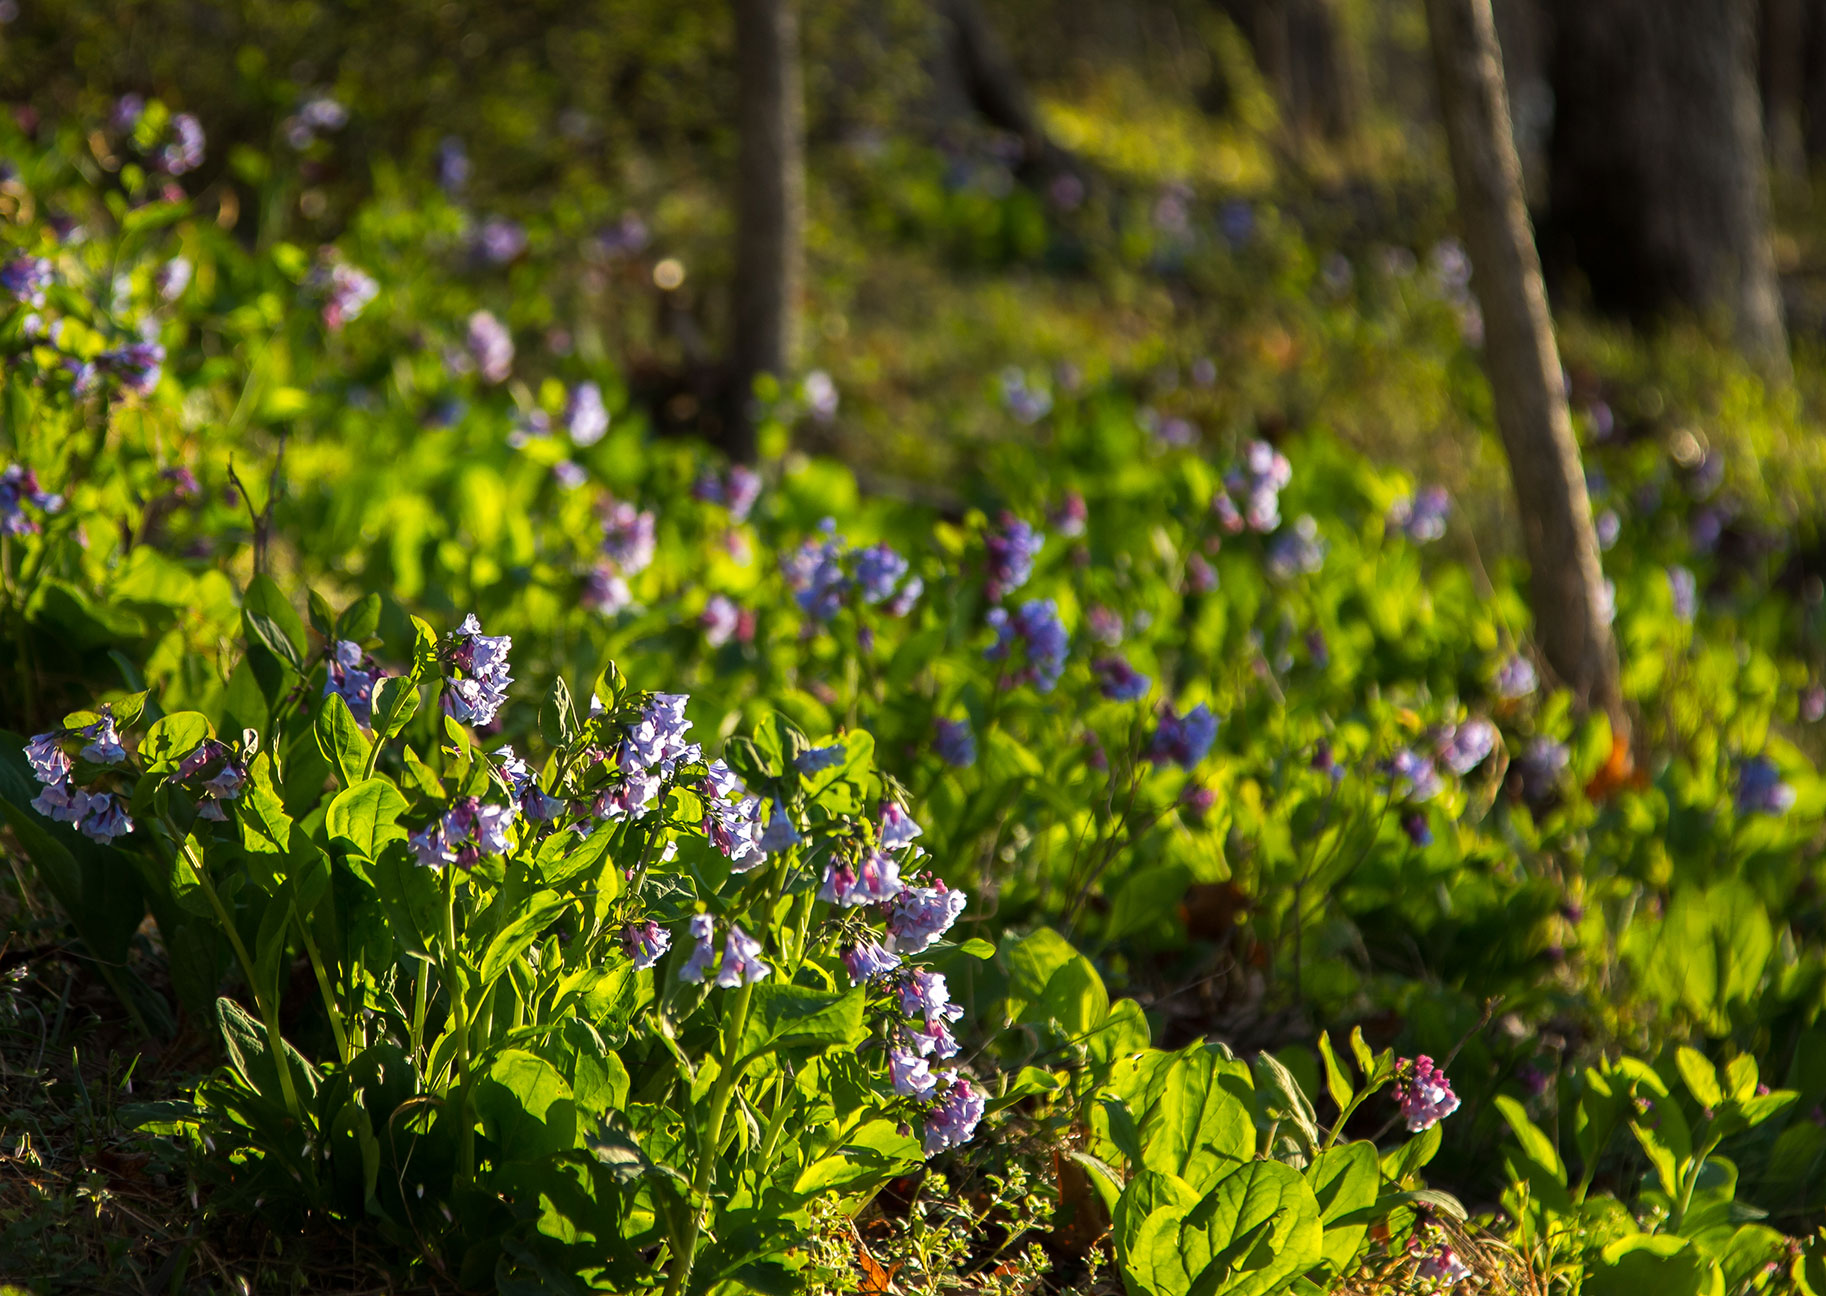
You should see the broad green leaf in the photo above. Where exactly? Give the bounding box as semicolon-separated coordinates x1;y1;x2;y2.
1316;1031;1353;1117
740;984;868;1058
479;893;573;987
1116;1163;1323;1296
1002;927;1109;1043
1494;1094;1566;1185
326;777;408;859
1305;1142;1377;1273
314;691;371;789
370;675;420;742
1584;1235;1723;1296
142;711;212;772
477;1050;576;1162
1677;1047;1723;1110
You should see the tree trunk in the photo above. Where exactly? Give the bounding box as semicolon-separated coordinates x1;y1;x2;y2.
937;0;1065;171
728;0;806;463
1762;0;1809;181
1425;0;1625;725
1543;0;1789;377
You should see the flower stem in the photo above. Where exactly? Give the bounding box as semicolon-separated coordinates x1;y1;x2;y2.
664;978;757;1296
180;832;305;1126
442;864;476;1183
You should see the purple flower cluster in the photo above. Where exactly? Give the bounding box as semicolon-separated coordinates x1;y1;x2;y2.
470;218;527;267
409;795;514;869
91;342;165;396
701;594;751;647
443;613;513;727
324;639;382;725
679;914;771;987
0;464;64;536
1093;655;1151;702
159;113;206;175
1265;516;1325;581
1;256;53;307
1437;719;1496;775
694;465;762;523
1049;491;1087;538
784;520;921;623
1737;756;1796;817
494;746;565;822
177;740;247;821
565;382;609;447
1388;487;1450;543
621;920;671;970
1394;1055;1461;1132
934;718;976;769
999;368;1052;424
620;692;701;781
1515;737;1568;806
25;719;134;842
466;310;514;383
985;599;1068;692
312;257;378;332
1390;749;1441;802
1148;702;1217;769
700;762;766;870
984;514;1043;601
599;499;656;576
1494;654;1537;700
1214;440;1293;534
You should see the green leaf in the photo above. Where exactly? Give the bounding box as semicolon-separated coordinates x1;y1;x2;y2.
790;1119;922;1199
1381;1122;1442;1186
1142;1048;1257;1193
142;711;212;772
1316;1031;1353;1118
370;676;420;743
314;691;371;789
1002;927;1109;1043
1494;1094;1566;1185
539;676;578;749
477;1050;577;1162
1584;1235;1724;1296
1305;1142;1378;1274
326;778;409;859
337;593;382;643
243;574;306;680
1677;1047;1724;1110
1252;1051;1321;1154
956;938;996;960
238;752;294;856
479;893;573;987
740;984;868;1059
1115;1163;1323;1296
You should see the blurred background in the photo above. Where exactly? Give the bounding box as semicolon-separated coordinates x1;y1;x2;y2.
5;0;1823;522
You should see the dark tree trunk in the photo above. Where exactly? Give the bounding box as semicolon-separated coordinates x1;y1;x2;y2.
1543;0;1789;375
1761;0;1809;180
936;0;1068;172
1216;0;1361;139
728;0;806;463
1426;0;1626;725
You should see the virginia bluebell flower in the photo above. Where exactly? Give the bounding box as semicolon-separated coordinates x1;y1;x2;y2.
1395;1056;1461;1132
1388;486;1450;543
622;921;671;970
1495;653;1537;700
1093;655;1151;701
679;914;718;982
878;802;922;851
890;1047;938;1099
702;594;742;647
466;310;514;383
1737;756;1796;816
1667;566;1697;623
1;256;53;307
622;693;699;774
886;883;967;953
312;258;378;331
99;342;164;395
324;639;379;725
934;719;976;769
1437;719;1497;775
985;599;1068;692
599;499;656;575
1049;491;1087;538
1149;702;1217;769
715;925;770;986
160;113;205;175
444;614;513;727
842;938;900;983
984;514;1043;601
582;567;633;617
923;1078;985;1156
1390;749;1441;802
783;521;849;622
565;382;609;447
1265;516;1325;580
820;851;903;907
855;543;909;605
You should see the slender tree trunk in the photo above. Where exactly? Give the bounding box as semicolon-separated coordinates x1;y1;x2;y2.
1425;0;1625;725
1543;0;1789;377
728;0;805;463
1762;0;1808;181
937;0;1065;171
